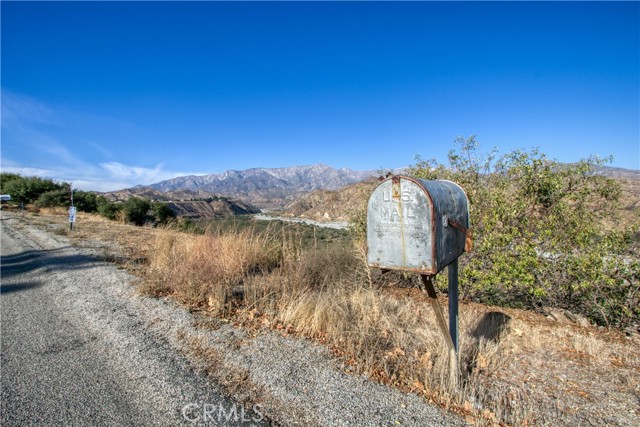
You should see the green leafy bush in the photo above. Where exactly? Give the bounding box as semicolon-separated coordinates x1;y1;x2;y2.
405;136;639;328
32;188;98;213
35;190;71;209
122;198;151;226
97;197;122;221
151;202;176;224
0;174;66;204
1;174;99;213
73;191;99;213
0;173;23;194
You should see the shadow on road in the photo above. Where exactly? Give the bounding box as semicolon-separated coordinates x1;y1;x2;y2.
1;247;101;280
0;282;44;294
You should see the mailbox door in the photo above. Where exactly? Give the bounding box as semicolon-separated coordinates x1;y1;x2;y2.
419;179;469;272
367;177;435;274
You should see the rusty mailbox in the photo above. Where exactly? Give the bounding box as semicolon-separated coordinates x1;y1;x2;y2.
367;176;470;274
366;175;471;363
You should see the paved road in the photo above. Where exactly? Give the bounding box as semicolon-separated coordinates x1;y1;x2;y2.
0;214;267;426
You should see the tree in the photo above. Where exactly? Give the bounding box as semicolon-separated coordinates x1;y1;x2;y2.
0;173;22;194
1;174;66;204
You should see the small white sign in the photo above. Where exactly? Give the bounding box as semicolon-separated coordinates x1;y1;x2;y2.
69;206;77;223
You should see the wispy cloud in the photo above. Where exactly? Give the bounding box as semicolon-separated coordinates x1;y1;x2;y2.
97;162;196;190
0;158;55;178
86;140;113;158
1;157;200;192
2;90;79;164
35;139;80;165
1;91;56;130
1;90;204;192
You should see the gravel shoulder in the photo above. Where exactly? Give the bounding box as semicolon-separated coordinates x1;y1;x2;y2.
1;213;266;426
1;212;462;426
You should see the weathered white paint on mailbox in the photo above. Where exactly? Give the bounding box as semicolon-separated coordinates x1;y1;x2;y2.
366;176;469;275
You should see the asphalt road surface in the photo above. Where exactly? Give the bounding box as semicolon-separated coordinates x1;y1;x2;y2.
0;214;267;426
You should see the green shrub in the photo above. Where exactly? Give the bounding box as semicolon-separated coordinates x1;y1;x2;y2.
152;202;176;224
35;190;71;209
0;173;22;194
33;188;101;213
1;174;66;204
73;191;99;213
97;197;122;220
401;136;638;328
177;218;197;232
122;198;151;226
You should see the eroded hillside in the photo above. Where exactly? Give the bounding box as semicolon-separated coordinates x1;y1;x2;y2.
100;188;260;218
282;179;378;221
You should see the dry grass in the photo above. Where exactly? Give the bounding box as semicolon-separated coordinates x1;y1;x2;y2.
142;224;538;423
145;226;283;311
14;209;640;426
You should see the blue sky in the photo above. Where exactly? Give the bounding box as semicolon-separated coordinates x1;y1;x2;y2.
2;1;638;191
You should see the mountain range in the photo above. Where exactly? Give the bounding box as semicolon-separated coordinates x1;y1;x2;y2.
143;164;376;208
103;164;638;221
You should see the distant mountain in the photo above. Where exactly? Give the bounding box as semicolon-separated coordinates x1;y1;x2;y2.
594;165;640;180
597;166;640;219
144;164;376;208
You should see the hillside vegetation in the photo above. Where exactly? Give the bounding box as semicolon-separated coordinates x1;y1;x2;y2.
0;173;99;212
101;187;261;219
408;137;638;328
0;174;260;223
290;138;639;328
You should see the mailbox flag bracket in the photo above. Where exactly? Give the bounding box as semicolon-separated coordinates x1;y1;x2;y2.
447;217;473;252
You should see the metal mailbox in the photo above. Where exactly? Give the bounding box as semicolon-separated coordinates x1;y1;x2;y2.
367;176;470;275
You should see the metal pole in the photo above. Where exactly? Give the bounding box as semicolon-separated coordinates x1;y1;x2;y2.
448;258;459;353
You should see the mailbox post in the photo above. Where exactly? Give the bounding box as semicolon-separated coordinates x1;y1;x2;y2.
69;184;75;231
69;206;77;230
366;175;471;385
448;259;459;352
